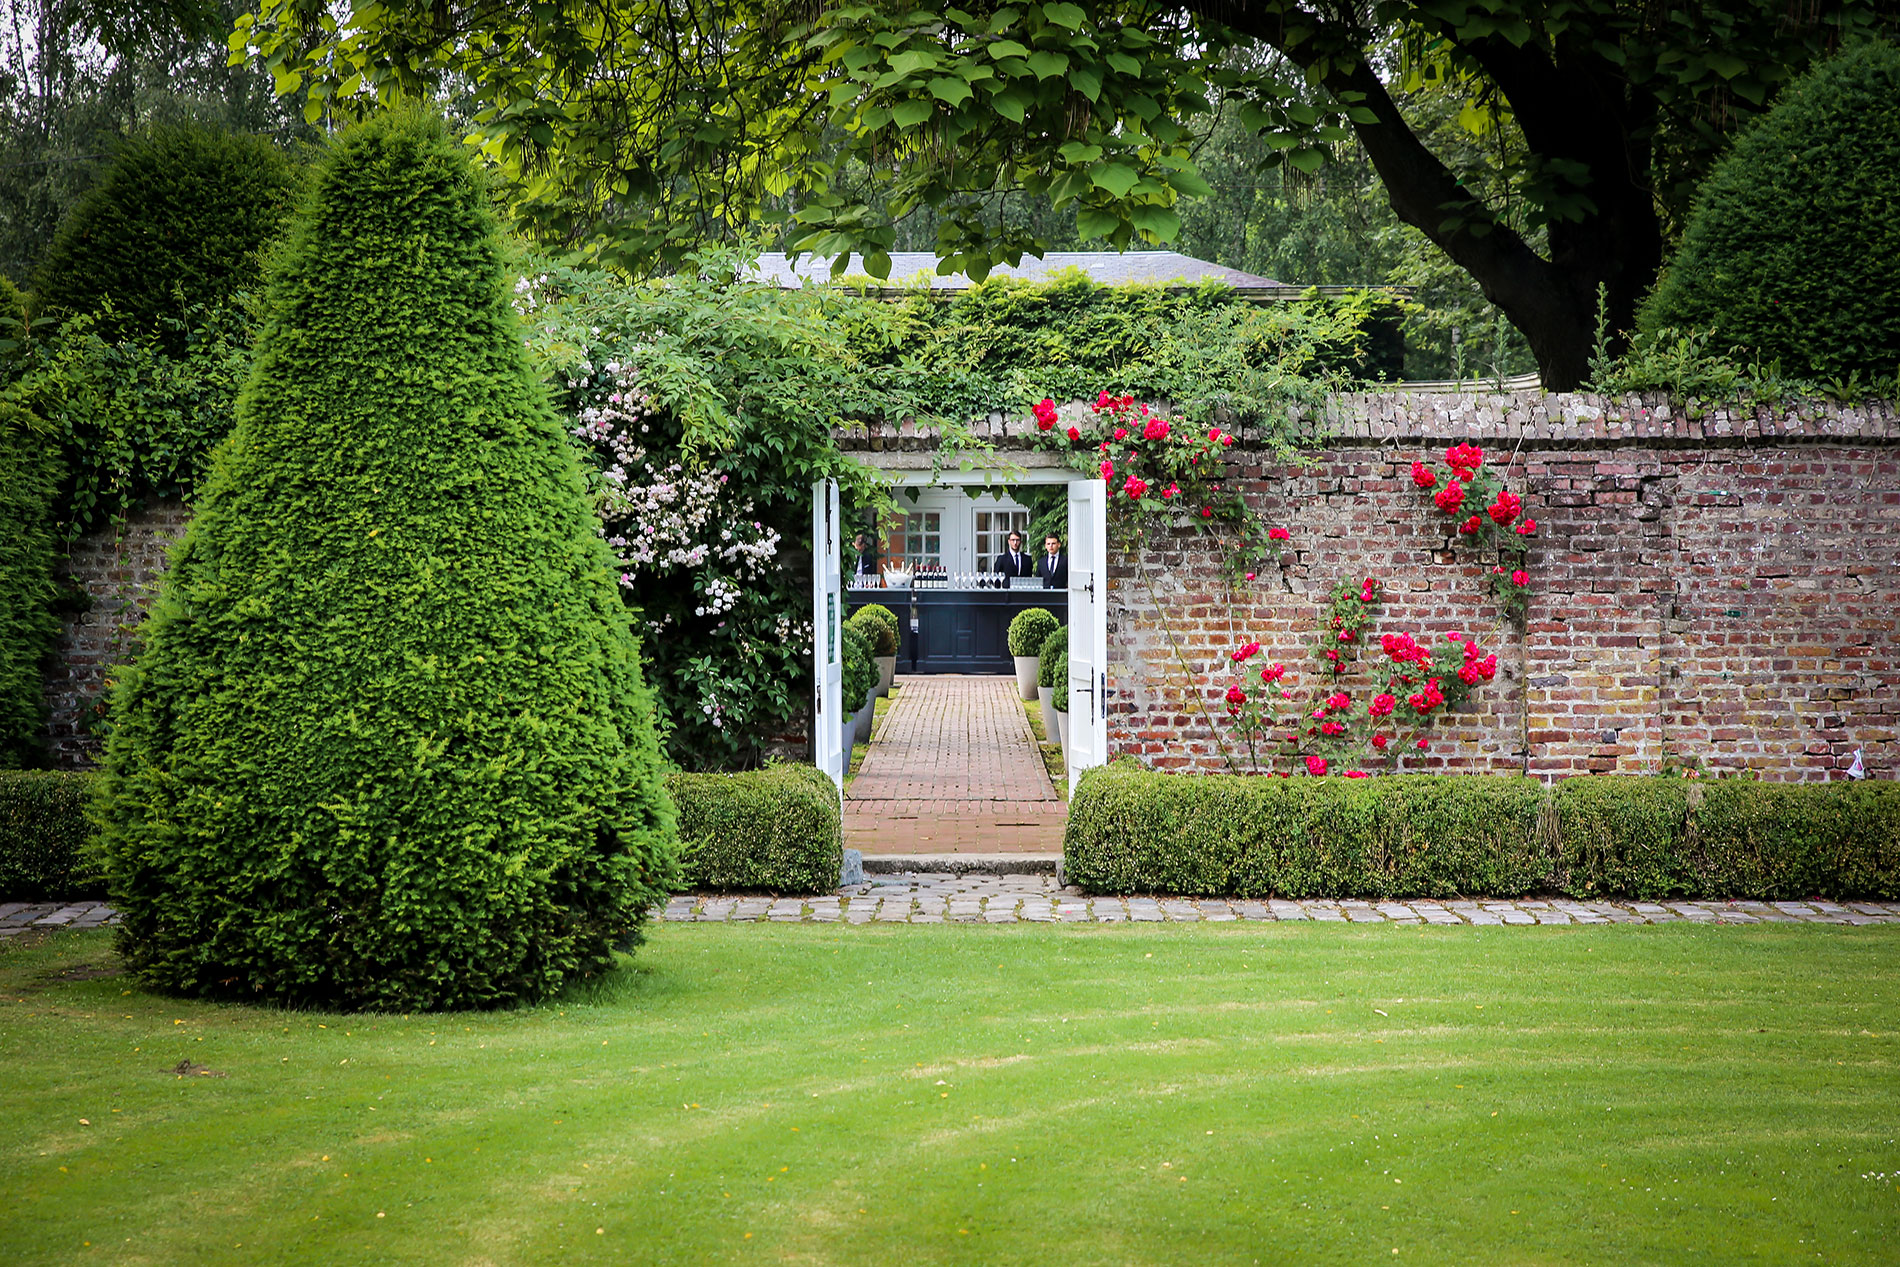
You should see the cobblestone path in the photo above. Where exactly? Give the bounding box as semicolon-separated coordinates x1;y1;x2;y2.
660;879;1900;926
845;675;1065;854
11;892;1900;937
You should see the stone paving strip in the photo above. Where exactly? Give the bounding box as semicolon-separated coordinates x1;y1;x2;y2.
9;889;1900;938
657;877;1900;926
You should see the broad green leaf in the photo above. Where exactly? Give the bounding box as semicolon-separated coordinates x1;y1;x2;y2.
1129;206;1181;241
1165;169;1214;198
887;49;938;77
1041;2;1085;29
1057;140;1103;163
928;77;973;105
1105;51;1139;75
1075;207;1120;239
1089;161;1138;197
1069;67;1101;101
987;39;1030;60
991;86;1029;122
890;99;933;128
1026;50;1069;80
1286;147;1325;174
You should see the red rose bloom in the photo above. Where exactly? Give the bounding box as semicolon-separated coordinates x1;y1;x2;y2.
1100;459;1114;481
1434;481;1466;514
1163;483;1179;499
1411;460;1436;489
1489;489;1521;525
1344;770;1370;779
1320;720;1345;736
1142;417;1170;441
1201;507;1213;518
1123;475;1148;500
1261;662;1286;683
1445;442;1484;477
1232;641;1263;663
1067;425;1082;442
1515;517;1537;536
1371;733;1389;750
1114;427;1128;441
1369;693;1396;719
1268;527;1290;541
1414;738;1430;751
1512;569;1530;587
1459;514;1482;534
1306;755;1328;777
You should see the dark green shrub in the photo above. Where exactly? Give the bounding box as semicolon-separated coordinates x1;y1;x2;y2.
92;111;677;1011
1064;767;1549;898
852;602;900;647
1037;625;1069;689
1638;41;1900;381
0;771;100;899
841;623;876;715
33;124;301;353
1689;781;1899;900
1551;777;1694;899
1007;607;1059;657
670;764;843;892
0;403;61;766
848;608;898;657
1050;651;1070;713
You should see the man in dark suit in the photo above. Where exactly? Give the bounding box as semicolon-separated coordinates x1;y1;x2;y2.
992;531;1035;579
1038;533;1068;589
849;532;878;582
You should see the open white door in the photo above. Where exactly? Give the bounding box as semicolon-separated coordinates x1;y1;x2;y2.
1065;478;1108;792
811;478;845;793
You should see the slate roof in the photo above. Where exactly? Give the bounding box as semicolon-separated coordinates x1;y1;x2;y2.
748;250;1284;290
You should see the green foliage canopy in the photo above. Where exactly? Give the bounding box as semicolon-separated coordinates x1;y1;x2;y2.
0;405;62;767
94;110;677;1010
235;0;1894;388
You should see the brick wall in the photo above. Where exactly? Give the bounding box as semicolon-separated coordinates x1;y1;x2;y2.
47;393;1900;782
44;499;191;768
1101;393;1898;781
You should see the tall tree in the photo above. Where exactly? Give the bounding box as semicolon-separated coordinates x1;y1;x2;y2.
235;0;1891;388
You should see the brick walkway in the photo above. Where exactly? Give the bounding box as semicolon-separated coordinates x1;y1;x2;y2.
846;675;1066;854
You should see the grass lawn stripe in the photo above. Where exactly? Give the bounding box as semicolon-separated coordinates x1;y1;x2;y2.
0;924;1894;1264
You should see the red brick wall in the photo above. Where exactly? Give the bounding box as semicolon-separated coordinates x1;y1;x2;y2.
1104;395;1899;781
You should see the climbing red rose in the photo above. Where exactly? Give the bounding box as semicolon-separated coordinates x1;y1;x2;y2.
1434;481;1466;514
1306;755;1328;777
1067;425;1082;442
1142;417;1170;441
1269;526;1290;541
1232;641;1263;663
1369;693;1396;719
1512;569;1530;587
1122;475;1148;500
1411;460;1436;489
1033;398;1058;431
1516;517;1537;536
1489;489;1522;525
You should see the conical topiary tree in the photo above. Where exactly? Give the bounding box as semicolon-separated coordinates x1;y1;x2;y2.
94;110;677;1010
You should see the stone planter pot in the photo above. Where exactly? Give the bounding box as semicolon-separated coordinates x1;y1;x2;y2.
1013;655;1039;700
1054;705;1069;750
1037;685;1055;728
853;699;875;745
876;655;896;698
841;717;856;761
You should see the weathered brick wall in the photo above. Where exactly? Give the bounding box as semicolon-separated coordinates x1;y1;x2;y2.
49;393;1900;783
44;499;191;768
1104;393;1899;781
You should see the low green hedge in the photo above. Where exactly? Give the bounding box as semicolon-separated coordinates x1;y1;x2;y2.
1065;766;1900;900
0;770;103;899
669;764;843;893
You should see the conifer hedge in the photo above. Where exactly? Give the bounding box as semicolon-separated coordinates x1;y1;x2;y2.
93;111;677;1010
0;403;62;767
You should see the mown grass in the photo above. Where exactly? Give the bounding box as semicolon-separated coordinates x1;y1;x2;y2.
3;923;1897;1264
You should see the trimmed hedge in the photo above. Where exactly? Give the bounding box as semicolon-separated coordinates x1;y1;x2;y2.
1065;766;1899;900
1007;607;1059;658
670;764;843;893
1050;650;1070;713
0;771;102;899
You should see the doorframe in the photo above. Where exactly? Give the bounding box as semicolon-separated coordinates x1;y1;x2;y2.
816;460;1110;794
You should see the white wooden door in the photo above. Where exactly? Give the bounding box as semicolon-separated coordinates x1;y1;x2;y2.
811;478;845;792
1065;478;1108;792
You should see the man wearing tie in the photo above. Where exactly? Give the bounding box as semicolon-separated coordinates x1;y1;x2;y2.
1038;533;1068;589
849;532;877;582
992;530;1035;580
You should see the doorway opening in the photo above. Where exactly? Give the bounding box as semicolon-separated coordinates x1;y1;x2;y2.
812;469;1107;855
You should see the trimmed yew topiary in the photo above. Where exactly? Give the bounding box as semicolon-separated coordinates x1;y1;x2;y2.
1007;606;1059;658
34;124;301;351
93;110;677;1011
1638;40;1900;380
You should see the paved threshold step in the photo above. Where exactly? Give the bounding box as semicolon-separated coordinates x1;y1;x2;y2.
861;853;1061;877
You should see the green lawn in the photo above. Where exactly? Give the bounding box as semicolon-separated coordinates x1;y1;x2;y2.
4;923;1897;1264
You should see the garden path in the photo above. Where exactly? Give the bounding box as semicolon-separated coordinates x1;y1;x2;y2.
846;675;1065;854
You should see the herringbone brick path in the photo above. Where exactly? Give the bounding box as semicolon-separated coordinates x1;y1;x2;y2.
847;675;1065;854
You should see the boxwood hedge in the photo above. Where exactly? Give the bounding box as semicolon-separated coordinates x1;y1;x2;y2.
0;771;101;899
1065;766;1898;900
670;764;842;893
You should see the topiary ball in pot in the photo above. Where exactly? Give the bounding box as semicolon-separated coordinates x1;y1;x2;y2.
852;602;900;648
1037;624;1070;690
848;609;898;657
1007;607;1059;658
91;109;677;1011
840;622;876;716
